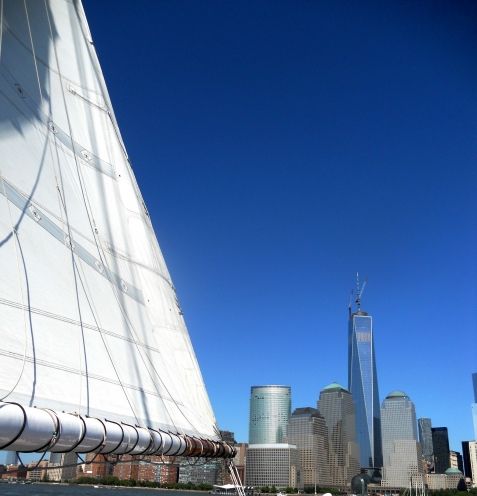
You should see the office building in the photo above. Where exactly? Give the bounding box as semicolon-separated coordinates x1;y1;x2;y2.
317;383;359;486
26;461;48;481
381;391;423;488
449;451;463;473
233;443;248;484
462;441;473;482
245;444;301;489
48;452;78;481
179;459;220;485
348;281;382;468
4;452;19;466
82;453;114;478
418;418;434;468
432;427;450;474
113;455;139;480
421;469;465;490
468;441;477;487
249;385;291;444
287;407;329;487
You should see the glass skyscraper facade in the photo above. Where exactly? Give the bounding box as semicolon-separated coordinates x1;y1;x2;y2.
249;385;291;444
418;418;434;467
348;305;382;468
432;427;450;474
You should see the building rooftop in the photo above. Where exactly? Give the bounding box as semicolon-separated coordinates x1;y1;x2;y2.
445;467;463;475
322;382;349;393
385;390;409;399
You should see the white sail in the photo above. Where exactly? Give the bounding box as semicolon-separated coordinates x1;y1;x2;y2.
0;0;230;457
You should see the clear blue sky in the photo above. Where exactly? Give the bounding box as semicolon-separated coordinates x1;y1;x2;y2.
81;1;476;452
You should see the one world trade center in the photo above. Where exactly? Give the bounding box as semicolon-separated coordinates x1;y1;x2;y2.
348;276;382;469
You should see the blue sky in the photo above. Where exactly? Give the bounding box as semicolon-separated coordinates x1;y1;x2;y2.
81;1;477;451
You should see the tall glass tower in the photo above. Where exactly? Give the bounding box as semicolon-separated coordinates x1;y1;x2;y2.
249;385;291;444
348;276;382;468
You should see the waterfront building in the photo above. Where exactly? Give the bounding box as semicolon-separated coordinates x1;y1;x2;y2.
26;461;48;481
348;281;382;469
245;444;301;489
155;461;179;484
48;452;78;481
249;385;291;444
462;441;473;482
317;383;359;486
113;455;139;480
418;418;434;469
233;443;248;484
287;407;329;487
216;430;237;484
381;391;423;488
420;469;465;490
179;459;220;485
1;464;27;480
432;427;450;474
83;453;114;478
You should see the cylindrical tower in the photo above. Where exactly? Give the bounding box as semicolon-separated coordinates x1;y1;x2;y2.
249;385;291;444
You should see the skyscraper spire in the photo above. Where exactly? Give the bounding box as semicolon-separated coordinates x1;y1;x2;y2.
348;276;382;469
354;272;367;312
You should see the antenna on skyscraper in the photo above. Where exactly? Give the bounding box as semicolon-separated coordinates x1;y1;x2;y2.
355;272;367;311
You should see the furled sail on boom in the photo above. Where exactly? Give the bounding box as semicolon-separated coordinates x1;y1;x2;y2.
0;0;233;458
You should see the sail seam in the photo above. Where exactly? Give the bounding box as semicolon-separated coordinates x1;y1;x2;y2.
0;68;116;178
0;348;187;406
0;177;144;304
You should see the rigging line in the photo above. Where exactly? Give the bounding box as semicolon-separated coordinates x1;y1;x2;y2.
0;172;28;402
56;182;140;424
23;0;43;103
73;146;196;435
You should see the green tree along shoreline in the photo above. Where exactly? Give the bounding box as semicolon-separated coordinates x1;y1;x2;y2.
71;476;213;490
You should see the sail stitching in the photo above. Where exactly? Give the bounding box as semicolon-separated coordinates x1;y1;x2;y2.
0;178;145;304
0;68;116;178
0;348;186;406
0;296;180;353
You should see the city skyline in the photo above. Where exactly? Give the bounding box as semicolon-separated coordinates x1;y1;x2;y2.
65;0;477;458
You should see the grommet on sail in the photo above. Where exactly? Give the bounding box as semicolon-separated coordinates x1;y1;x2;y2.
0;0;234;459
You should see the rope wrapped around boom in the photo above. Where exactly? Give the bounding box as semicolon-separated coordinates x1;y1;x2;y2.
0;402;236;458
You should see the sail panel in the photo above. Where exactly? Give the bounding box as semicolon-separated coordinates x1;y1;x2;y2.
0;0;218;441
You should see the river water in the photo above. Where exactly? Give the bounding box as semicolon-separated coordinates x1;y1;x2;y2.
0;485;207;496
